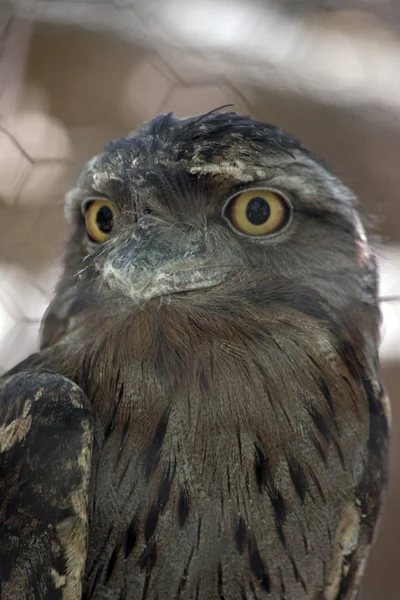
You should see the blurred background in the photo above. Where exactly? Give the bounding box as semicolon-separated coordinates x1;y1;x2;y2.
0;0;399;597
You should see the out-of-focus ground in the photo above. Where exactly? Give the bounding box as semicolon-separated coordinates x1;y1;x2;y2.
0;1;399;597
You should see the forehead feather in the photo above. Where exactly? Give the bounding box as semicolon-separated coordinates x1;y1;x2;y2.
81;112;311;186
106;111;307;158
69;111;355;218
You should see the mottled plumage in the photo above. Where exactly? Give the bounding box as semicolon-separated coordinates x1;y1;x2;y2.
0;111;390;599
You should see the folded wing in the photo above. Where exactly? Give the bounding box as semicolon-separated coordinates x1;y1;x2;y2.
0;368;93;600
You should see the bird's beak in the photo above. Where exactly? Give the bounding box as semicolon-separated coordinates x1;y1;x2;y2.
100;220;231;302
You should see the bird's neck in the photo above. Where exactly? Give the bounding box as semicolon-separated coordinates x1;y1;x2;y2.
41;296;369;453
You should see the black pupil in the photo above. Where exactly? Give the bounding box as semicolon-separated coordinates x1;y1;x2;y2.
245;196;270;225
96;206;113;232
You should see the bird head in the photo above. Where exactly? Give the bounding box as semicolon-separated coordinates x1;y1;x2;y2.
41;110;379;353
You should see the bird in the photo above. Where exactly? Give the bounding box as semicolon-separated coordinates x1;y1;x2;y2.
0;109;390;600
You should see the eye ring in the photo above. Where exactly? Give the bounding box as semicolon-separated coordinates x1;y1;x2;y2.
222;187;292;238
84;199;116;243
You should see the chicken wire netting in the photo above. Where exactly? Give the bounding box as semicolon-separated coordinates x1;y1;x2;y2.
0;1;400;598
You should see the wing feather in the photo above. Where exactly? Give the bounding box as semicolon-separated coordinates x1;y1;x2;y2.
0;368;93;600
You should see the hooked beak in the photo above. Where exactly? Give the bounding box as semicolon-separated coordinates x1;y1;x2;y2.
100;220;232;302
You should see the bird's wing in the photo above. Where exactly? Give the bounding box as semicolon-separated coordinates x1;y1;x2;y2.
326;379;390;600
0;367;93;600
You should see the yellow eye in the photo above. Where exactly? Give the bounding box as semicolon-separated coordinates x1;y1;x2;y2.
85;200;116;243
225;189;290;237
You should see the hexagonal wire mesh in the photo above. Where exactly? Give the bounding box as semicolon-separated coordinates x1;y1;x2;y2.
0;1;400;598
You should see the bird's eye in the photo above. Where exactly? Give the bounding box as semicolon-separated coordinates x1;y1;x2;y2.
85;200;116;243
224;189;290;237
